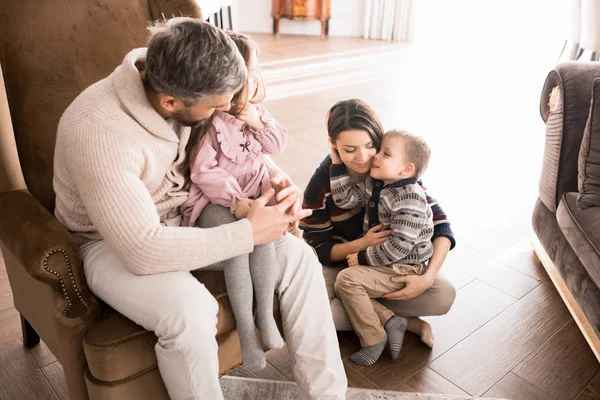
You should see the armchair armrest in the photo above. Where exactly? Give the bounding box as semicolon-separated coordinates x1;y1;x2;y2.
0;189;100;319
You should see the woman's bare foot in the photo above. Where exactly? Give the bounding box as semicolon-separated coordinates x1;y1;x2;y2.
407;317;434;348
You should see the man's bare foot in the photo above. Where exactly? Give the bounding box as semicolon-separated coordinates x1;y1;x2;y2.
407;317;434;348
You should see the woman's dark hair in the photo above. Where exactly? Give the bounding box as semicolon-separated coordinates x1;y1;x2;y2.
326;99;384;150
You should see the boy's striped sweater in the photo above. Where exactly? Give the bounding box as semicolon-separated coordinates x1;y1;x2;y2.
330;164;434;266
300;155;455;267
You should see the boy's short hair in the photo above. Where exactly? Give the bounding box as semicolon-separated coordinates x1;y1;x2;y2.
385;129;431;179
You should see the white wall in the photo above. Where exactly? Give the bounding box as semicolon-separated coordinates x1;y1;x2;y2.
226;0;365;37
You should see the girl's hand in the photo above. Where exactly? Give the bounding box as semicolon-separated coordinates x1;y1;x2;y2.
238;104;265;131
329;141;343;164
382;274;434;300
346;253;359;267
358;224;391;250
235;198;254;219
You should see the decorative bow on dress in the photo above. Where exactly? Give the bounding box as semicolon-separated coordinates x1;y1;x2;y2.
240;140;251;152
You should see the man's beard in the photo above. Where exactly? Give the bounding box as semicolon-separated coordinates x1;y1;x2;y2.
171;110;205;130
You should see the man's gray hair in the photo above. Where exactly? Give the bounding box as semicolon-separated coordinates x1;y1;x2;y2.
145;17;246;105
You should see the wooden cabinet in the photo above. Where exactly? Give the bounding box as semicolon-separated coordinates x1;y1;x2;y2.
271;0;331;39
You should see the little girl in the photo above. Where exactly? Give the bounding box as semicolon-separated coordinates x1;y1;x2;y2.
180;32;288;371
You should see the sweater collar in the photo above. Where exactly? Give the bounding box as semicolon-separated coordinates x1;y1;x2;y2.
384;177;418;189
112;48;188;144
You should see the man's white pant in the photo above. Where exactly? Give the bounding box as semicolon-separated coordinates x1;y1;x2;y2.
81;235;347;400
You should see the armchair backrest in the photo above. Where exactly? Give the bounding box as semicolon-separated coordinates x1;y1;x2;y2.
0;0;201;211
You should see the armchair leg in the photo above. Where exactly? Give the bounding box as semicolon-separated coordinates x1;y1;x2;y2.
20;314;40;348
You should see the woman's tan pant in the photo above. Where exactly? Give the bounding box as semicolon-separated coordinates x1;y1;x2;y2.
323;265;456;345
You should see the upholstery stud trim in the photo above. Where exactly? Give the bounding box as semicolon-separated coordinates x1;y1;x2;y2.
43;249;90;316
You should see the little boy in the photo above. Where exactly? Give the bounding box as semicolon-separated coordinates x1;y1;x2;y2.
330;129;434;366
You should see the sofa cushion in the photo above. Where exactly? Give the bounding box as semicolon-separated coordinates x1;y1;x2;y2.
83;271;238;383
579;78;600;208
557;192;600;289
535;197;600;339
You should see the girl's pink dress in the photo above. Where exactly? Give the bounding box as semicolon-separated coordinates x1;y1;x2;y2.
181;104;288;227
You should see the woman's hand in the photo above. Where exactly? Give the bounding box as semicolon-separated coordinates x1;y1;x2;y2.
234;198;253;219
382;237;451;301
358;224;391;250
238;103;266;131
329;141;343;164
382;274;434;300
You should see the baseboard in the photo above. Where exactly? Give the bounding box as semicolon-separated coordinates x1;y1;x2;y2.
532;236;600;363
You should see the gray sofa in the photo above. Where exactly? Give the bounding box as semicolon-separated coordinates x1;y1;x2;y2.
533;61;600;360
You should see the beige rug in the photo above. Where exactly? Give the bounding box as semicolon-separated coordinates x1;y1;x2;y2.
219;376;508;400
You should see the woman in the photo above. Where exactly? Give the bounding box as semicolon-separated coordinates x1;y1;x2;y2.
300;99;456;348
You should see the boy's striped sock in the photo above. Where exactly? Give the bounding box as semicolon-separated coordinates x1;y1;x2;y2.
350;339;387;366
385;315;407;361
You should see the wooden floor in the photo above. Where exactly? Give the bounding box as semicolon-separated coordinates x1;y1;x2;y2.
2;2;600;399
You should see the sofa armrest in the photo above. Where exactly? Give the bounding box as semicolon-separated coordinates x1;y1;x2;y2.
0;189;100;319
539;62;600;212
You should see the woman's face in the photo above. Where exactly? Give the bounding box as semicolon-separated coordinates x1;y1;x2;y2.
332;129;377;174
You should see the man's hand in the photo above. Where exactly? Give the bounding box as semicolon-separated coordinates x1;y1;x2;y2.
247;189;312;245
237;103;265;131
382;274;434;300
234;198;253;219
270;172;303;233
346;253;359;267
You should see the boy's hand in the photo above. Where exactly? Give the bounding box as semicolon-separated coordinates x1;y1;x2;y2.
238;103;265;131
234;198;253;219
346;253;359;267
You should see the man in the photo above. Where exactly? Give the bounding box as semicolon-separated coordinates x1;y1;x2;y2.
53;17;346;399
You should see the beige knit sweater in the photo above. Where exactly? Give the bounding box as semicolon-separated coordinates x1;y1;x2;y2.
53;48;256;275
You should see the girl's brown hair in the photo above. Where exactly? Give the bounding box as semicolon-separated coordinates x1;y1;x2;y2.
185;32;266;180
226;32;266;115
326;99;384;151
